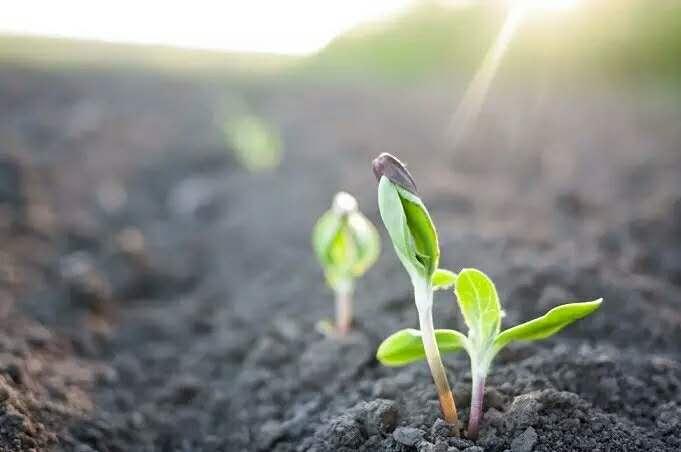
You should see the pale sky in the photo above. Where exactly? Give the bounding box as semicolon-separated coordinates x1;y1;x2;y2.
0;0;415;55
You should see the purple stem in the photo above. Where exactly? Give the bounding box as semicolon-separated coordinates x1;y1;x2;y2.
467;372;486;440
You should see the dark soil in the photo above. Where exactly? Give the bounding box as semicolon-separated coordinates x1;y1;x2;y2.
0;66;680;451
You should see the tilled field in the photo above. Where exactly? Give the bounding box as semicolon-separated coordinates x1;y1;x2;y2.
0;67;680;451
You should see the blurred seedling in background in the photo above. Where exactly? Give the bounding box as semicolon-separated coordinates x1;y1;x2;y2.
312;192;380;336
377;269;602;439
372;153;461;431
221;104;282;172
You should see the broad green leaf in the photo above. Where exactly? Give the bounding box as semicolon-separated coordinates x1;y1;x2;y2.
376;328;468;367
455;269;501;345
493;299;603;353
432;269;457;291
377;177;439;280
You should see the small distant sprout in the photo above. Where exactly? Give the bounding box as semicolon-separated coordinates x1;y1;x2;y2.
312;192;380;335
372;153;461;430
378;269;602;439
223;114;282;172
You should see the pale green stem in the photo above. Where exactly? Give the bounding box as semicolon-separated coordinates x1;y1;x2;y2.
415;280;460;432
335;281;354;335
466;348;494;440
467;362;487;440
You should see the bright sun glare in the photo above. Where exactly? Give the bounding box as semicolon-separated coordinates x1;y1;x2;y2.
509;0;582;13
0;0;414;55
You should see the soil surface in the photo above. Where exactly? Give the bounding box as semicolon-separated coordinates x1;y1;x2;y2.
0;66;680;451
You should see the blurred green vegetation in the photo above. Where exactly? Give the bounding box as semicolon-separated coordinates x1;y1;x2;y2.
1;0;680;85
223;115;283;172
301;5;494;81
0;34;293;76
301;0;681;84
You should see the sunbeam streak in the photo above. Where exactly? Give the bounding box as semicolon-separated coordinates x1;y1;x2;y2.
448;6;526;149
449;0;582;149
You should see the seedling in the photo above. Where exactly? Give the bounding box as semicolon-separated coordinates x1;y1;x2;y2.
223;114;282;172
312;192;380;335
378;270;602;440
372;153;461;429
373;154;602;439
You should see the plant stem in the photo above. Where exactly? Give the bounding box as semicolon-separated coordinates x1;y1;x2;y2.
335;285;353;335
467;365;486;440
416;283;459;433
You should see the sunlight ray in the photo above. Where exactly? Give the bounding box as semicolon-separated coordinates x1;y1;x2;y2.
448;6;527;148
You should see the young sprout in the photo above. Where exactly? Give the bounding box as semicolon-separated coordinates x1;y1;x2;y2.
312;192;380;335
372;153;461;430
377;267;602;440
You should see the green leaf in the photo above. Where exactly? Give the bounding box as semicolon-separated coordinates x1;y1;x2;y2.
378;177;420;278
493;299;603;353
346;212;381;277
376;328;468;367
455;269;501;345
377;177;439;280
432;269;457;291
397;186;439;277
312;211;342;266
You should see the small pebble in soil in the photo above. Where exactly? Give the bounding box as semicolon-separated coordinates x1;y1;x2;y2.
3;363;23;385
505;392;543;430
417;440;436;452
324;414;364;449
511;426;538;452
430;418;454;440
59;252;112;311
364;399;399;435
94;365;118;385
74;445;98;452
165;376;201;405
449;437;475;449
462;446;484;452
258;420;286;450
432;440;449;452
393;426;425;446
